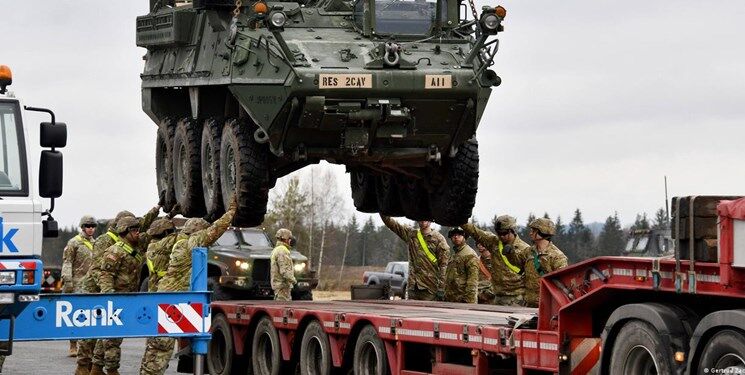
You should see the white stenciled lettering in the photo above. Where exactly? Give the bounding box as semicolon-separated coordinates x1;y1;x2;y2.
55;301;124;328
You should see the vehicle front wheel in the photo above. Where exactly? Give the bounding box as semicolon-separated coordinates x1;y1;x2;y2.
609;320;674;374
350;170;378;213
208;277;233;301
201;117;224;220
155;118;176;211
698;329;745;372
173;118;206;216
428;139;479;226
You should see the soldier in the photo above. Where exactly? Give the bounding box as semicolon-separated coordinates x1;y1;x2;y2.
463;215;529;306
62;215;96;357
144;218;179;292
77;206;160;375
504;218;568;307
139;199;236;375
380;215;450;301
475;243;496;304
271;228;297;301
443;227;479;303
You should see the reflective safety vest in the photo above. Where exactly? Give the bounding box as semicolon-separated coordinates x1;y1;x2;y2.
497;241;521;274
416;230;438;264
76;235;93;250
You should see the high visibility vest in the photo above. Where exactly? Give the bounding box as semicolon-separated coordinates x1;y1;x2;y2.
416;230;438;264
146;258;166;277
76;235;93;250
497;241;521;274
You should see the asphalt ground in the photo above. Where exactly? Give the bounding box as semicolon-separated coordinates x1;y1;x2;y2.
1;339;180;374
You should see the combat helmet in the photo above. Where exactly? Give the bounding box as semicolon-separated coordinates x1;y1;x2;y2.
528;218;556;237
494;215;518;233
276;228;292;241
79;215;97;228
182;218;209;235
115;216;141;234
109;210;135;229
147;218;175;237
448;227;467;238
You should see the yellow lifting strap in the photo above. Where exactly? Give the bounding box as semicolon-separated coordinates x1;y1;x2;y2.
106;231;120;242
146;258;166;277
117;241;142;262
497;241;521;274
416;230;438;264
76;235;93;250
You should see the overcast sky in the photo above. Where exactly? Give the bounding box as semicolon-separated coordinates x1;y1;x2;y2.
2;1;744;229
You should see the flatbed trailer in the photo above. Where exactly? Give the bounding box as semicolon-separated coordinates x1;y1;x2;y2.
203;196;745;375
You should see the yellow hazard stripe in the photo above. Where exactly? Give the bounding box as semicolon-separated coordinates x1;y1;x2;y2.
416;230;438;264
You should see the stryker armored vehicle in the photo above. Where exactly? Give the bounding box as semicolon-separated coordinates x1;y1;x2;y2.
137;0;506;226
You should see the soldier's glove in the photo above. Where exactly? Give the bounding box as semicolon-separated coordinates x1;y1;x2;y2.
502;244;513;254
435;290;445;301
158;189;166;207
167;203;181;219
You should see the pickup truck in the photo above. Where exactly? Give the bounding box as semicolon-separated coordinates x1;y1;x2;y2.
362;261;408;298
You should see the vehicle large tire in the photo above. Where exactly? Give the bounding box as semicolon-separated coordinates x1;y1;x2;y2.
173;118;206;216
208;277;233;301
252;316;282;375
207;314;247;375
350;170;378;213
354;324;390;375
300;321;331;375
201;117;225;220
698;329;745;372
609;320;674;374
397;177;432;221
155;118;177;211
292;290;314;301
428;139;479;226
375;175;404;217
220;118;271;227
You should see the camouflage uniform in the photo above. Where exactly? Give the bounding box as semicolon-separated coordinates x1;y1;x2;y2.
463;223;529;306
144;219;178;292
271;230;296;301
477;256;495;304
63;216;96;358
140;204;235;375
381;215;450;301
444;244;479;303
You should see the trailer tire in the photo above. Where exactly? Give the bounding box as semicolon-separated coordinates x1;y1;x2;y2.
201;117;224;220
609;320;674;374
208;314;246;375
253;316;282;375
173;117;207;216
354;325;390;375
699;329;745;371
300;321;331;375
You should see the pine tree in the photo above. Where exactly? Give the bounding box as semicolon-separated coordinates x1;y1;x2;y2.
652;208;668;229
566;209;594;262
597;212;625;256
553;215;567;251
632;213;650;230
521;213;536;240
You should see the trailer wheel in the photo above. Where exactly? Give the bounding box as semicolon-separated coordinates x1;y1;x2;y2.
155;118;176;211
428;139;479;226
253;316;281;375
300;321;331;375
609;320;673;374
699;329;745;372
173;117;206;216
201;117;224;220
208;314;246;375
354;325;390;375
220;118;271;227
375;175;404;217
351;170;378;213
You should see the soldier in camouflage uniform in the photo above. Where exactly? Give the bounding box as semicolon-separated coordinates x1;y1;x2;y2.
444;227;479;303
139;200;236;375
271;228;297;301
144;218;178;292
63;215;97;357
77;207;160;375
504;218;568;308
381;215;450;301
475;243;496;304
463;215;530;306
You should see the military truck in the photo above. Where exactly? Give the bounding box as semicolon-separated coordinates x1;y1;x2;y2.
207;227;317;300
136;0;506;226
622;228;674;258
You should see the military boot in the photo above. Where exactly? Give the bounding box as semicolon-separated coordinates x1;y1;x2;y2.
89;364;105;375
74;364;90;375
69;341;78;357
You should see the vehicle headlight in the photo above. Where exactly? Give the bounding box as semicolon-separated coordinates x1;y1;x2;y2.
294;262;306;272
481;14;499;31
235;260;251;271
0;271;16;285
269;11;287;28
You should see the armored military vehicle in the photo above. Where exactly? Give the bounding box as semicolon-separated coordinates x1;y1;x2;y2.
137;0;506;226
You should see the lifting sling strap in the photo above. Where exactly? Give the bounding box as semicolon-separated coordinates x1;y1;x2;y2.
116;241;142;263
76;235;93;250
416;230;438;264
106;231;120;243
146;258;166;277
532;252;545;276
497;241;521;274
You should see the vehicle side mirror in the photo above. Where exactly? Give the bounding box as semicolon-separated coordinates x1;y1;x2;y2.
39;150;63;198
394;270;404;277
40;122;67;148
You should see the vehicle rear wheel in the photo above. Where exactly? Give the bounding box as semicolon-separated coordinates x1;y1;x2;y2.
208;314;247;375
252;316;281;375
375;175;404;217
201;117;224;220
300;321;331;375
698;329;745;372
155;118;177;211
350;170;378;213
173;117;206;216
609;320;673;374
354;324;390;375
397;177;432;221
428;139;479;226
220;118;271;227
